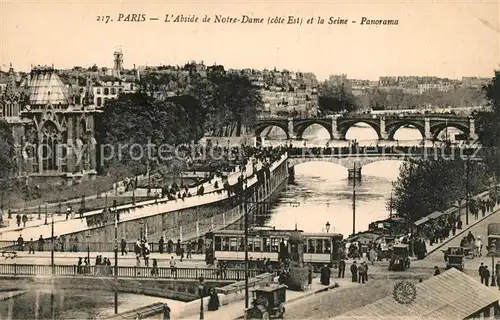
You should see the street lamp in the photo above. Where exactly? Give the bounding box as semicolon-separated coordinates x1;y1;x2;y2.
114;203;118;314
325;221;331;233
51;211;55;275
489;243;496;287
86;231;91;262
198;276;204;320
44;202;48;225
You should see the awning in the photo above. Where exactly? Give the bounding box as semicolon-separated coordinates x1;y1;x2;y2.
427;211;445;220
414;216;430;226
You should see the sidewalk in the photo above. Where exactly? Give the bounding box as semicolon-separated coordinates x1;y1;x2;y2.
177;277;348;320
424;202;500;256
0;157;266;242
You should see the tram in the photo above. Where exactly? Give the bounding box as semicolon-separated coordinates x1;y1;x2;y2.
205;228;344;269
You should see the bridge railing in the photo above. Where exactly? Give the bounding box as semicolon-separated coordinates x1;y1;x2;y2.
0;264;261;281
0;241;203;254
286;146;484;157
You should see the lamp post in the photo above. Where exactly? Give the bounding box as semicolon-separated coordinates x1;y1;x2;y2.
44;202;48;225
325;221;331;233
489;243;496;287
243;187;249;310
465;158;470;225
198;276;204;320
51;211;55;275
352;162;357;235
86;232;91;262
114;203;118;314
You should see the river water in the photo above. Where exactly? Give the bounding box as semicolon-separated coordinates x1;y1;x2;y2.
259;123;461;236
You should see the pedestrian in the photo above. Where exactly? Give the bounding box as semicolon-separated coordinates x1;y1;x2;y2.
28;238;35;254
170;256;177;278
320;264;331;286
17;234;24;251
496;262;500;290
357;263;366;284
163;303;171;320
151;258;158;277
479;262;486;284
483;266;491;286
350;261;358;282
363;261;369;282
434;266;441;276
121;238;127;255
338;258;346;278
159;236;165;254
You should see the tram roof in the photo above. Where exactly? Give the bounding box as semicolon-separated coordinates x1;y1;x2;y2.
206;229;342;238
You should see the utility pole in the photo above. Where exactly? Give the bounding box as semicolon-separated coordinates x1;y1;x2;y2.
243;187;249;309
465;158;470;225
114;203;118;314
51;212;54;275
352;162;356;235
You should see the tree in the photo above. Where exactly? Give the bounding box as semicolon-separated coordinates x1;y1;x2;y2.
0;119;16;179
97;92;202;175
389;158;489;223
318;81;357;114
476;71;500;178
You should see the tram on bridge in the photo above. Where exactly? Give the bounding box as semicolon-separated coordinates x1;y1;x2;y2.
204;228;343;269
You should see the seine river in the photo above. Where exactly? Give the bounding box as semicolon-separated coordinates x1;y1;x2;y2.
260;123;459;236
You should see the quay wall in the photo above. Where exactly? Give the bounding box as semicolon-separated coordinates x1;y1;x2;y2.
62;155;289;244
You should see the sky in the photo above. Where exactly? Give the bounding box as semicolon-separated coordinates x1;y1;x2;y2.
0;0;499;80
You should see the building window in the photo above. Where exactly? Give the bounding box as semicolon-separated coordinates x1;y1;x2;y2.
104;88;109;95
96;97;102;107
111;88;116;95
96;88;101;94
119;88;123;93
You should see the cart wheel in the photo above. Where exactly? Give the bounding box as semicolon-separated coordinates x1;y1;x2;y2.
263;312;270;320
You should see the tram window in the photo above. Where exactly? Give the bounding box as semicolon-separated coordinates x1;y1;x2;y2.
230;238;238;251
324;239;331;253
307;239;315;253
248;238;254;251
271;238;280;252
263;237;270;252
214;237;222;251
223;237;230;251
239;239;245;251
254;238;262;252
316;239;324;253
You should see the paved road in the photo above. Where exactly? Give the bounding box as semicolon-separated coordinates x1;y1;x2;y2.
415;209;500;273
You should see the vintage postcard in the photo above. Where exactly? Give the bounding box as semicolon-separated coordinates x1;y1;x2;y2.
0;0;499;319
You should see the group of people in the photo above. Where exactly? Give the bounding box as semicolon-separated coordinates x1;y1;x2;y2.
76;255;113;275
459;231;483;257
478;261;500;290
349;260;369;284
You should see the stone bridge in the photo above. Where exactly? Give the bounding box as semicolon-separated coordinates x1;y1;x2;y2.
253;114;478;141
287;154;411;170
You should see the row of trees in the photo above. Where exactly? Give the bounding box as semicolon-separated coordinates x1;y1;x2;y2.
97;71;263;172
317;80;487;114
390;72;500;223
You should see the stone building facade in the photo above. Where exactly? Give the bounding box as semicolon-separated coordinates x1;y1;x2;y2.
0;65;100;185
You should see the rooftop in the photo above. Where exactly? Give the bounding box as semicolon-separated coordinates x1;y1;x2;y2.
333;268;499;320
27;67;69;105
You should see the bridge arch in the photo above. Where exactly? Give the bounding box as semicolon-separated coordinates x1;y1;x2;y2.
338;121;381;140
294;119;333;140
254;121;289;139
386;120;425;141
430;122;469;140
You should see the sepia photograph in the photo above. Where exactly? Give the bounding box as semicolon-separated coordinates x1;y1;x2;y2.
0;0;499;319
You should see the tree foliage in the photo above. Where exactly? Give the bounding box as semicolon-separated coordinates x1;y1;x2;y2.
389;158;490;222
0;119;16;180
366;87;486;110
318;81;357;114
475;71;500;177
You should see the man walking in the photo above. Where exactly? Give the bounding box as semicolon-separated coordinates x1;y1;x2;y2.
350;261;358;283
338;258;345;278
479;262;487;284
